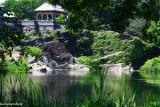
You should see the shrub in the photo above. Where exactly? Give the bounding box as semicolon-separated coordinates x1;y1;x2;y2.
77;31;158;67
49;31;59;40
34;31;43;38
23;46;43;61
78;32;94;56
0;58;29;72
24;33;32;40
140;56;160;72
91;32;122;55
76;55;102;70
145;19;160;47
99;24;111;31
127;37;148;62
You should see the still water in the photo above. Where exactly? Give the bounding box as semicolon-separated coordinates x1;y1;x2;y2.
2;70;160;105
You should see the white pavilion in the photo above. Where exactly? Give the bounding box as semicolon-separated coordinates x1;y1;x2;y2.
34;3;68;21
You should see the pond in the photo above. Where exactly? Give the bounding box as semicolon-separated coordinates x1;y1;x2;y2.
1;70;160;106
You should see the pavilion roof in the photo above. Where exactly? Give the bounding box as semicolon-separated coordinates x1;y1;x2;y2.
34;3;67;13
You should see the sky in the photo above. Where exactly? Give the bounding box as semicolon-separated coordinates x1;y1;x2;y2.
0;0;6;4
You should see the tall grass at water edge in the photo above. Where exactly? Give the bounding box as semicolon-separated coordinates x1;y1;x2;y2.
0;71;140;107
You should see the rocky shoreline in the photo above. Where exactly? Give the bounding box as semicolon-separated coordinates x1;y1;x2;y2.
12;30;135;74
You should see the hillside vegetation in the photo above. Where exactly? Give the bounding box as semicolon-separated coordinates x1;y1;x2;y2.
75;31;158;70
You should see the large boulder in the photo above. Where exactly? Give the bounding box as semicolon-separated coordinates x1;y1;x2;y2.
69;64;89;72
102;63;134;74
25;37;54;47
39;40;76;69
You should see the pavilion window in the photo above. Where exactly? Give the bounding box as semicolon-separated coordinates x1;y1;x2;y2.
38;15;41;20
43;14;47;20
42;14;43;20
49;14;52;20
53;14;56;19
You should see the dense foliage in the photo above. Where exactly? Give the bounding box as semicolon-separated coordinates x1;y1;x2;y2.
145;20;160;47
76;31;157;69
91;31;122;55
49;30;59;40
76;55;102;70
22;46;43;61
124;18;146;38
78;32;94;56
0;58;29;72
126;37;151;63
140;56;160;72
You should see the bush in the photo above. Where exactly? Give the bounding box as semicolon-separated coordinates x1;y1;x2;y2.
34;31;43;38
145;19;160;47
78;32;94;56
127;37;149;62
0;58;29;72
140;56;160;72
91;31;122;55
23;46;43;61
24;33;32;40
49;30;59;40
77;31;158;67
76;55;102;70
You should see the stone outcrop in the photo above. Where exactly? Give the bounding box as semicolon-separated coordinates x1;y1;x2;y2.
102;63;133;73
69;64;89;72
58;30;78;56
39;40;76;69
25;37;54;46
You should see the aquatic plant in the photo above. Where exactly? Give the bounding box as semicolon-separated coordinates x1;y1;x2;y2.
115;93;136;107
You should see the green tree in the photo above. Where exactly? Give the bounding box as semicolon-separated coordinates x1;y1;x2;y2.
146;20;160;47
48;0;110;33
124;18;146;38
48;0;141;33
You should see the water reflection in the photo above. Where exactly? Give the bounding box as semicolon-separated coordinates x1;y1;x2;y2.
29;70;92;98
2;70;160;105
30;70;89;77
